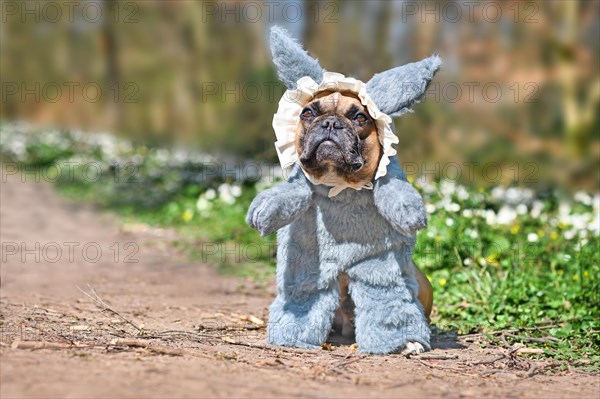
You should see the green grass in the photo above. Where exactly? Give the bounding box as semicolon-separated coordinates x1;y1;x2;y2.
2;125;598;370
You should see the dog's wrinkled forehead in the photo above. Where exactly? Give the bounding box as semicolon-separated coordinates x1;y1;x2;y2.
270;26;441;117
309;91;364;115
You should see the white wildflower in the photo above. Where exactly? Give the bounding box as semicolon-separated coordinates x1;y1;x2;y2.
589;214;599;235
444;202;460;212
485;209;497;225
231;185;242;198
516;204;528;215
530;201;544;218
505;187;534;204
440;180;457;196
462;209;473;218
496;206;517;225
491;187;505;200
574;191;592;206
456;185;469;201
196;196;212;212
218;183;236;205
445;218;454;227
204;189;216;200
527;233;538;242
416;176;436;193
558;203;571;217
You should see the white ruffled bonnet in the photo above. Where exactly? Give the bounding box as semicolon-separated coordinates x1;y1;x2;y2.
273;72;399;197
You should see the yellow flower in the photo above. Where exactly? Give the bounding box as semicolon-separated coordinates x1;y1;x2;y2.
511;225;520;234
537;229;545;237
557;269;564;276
550;231;559;240
572;274;579;281
583;271;589;279
182;210;193;222
438;278;447;286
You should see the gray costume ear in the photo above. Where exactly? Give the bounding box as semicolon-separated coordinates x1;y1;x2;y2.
366;55;442;117
270;26;324;89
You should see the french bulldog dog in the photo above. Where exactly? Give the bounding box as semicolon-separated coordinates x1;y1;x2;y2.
247;27;440;354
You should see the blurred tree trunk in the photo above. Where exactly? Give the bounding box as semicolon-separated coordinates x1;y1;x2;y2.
372;1;392;73
305;0;341;70
102;0;121;132
557;1;596;156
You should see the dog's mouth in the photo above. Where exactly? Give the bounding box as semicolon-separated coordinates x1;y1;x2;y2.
299;130;364;173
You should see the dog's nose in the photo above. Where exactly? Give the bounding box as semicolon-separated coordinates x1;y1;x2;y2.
351;161;364;171
320;117;344;130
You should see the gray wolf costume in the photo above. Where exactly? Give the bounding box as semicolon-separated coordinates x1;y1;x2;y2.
247;26;441;354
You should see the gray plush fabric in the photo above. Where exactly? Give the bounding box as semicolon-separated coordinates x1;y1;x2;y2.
270;26;324;90
246;26;440;354
366;55;442;116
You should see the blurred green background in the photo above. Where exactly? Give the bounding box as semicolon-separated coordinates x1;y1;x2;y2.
2;0;598;190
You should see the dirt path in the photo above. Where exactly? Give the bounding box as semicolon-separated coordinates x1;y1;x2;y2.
1;175;598;399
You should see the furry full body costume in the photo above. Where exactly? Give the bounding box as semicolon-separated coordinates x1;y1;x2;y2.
247;27;441;354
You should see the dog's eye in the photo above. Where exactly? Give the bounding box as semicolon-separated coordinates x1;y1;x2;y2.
354;113;368;124
301;108;313;119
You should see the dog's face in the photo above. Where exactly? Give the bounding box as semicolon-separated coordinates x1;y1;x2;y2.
295;91;382;187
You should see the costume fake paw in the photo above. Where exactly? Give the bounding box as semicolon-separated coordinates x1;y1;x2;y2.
374;178;427;236
246;186;311;236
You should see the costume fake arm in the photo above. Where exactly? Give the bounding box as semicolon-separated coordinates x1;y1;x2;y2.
373;157;427;236
246;164;313;236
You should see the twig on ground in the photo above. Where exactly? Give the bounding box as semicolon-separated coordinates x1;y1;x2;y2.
198;324;265;332
110;338;149;348
514;347;545;354
412;353;459;360
527;361;561;377
109;338;184;356
11;341;83;350
416;359;467;373
499;333;512;349
502;332;559;343
77;285;143;334
471;354;507;365
331;355;365;369
146;346;184;356
147;330;217;340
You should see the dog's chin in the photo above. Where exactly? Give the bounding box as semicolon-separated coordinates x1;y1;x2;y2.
300;140;364;175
